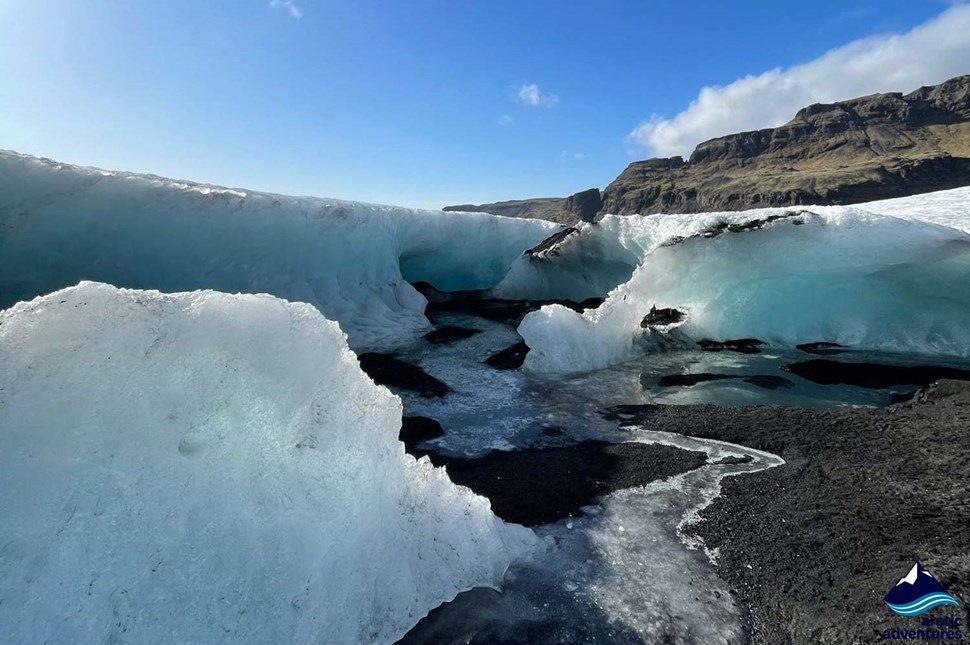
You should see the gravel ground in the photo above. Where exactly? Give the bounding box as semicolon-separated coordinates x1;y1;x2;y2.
421;440;707;526
405;380;970;643
649;380;970;644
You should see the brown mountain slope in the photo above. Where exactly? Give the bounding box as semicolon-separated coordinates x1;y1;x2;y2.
446;75;970;222
602;74;970;215
443;197;568;222
442;188;603;225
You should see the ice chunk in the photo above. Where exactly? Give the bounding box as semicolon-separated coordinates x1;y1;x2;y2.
489;220;641;302
522;206;970;373
0;282;536;644
0;151;556;349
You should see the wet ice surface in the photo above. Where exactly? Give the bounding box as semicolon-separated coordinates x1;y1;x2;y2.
392;314;969;643
520;436;782;645
392;312;964;458
401;425;782;644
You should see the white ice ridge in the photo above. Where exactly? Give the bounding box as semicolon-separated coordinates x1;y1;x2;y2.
0;282;537;644
520;191;970;373
0;151;557;349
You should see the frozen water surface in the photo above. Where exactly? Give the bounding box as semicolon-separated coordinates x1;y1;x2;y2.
399;347;785;644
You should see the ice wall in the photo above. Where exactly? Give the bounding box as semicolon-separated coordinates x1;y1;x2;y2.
521;205;970;373
0;151;556;349
0;282;536;644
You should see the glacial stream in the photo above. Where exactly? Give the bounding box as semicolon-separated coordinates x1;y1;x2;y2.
392;311;968;643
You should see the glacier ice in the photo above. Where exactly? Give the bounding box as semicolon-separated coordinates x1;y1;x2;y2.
521;196;970;373
852;185;970;233
0;151;557;349
489;220;642;302
0;282;537;644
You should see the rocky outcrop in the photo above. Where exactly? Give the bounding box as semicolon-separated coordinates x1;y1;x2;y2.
443;197;569;223
601;75;970;214
446;76;970;222
562;188;602;223
524;227;579;258
443;189;601;225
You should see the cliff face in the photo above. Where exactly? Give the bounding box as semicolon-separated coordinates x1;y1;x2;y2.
601;75;970;215
445;75;970;222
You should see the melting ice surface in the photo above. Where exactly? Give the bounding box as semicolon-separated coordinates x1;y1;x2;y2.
0;283;536;644
393;316;788;643
403;439;783;644
520;190;970;373
0;151;558;350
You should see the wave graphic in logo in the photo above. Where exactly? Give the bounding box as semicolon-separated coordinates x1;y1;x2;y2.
884;562;960;616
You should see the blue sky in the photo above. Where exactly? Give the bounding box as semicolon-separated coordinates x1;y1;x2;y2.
1;0;967;208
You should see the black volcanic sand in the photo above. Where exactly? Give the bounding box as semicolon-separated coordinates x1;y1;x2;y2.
784;358;970;389
357;352;450;398
399;416;445;450
422;440;707;527
412;281;603;327
656;372;794;389
697;338;766;354
423;325;482;344
484;341;530;370
795;341;847;355
606;380;970;644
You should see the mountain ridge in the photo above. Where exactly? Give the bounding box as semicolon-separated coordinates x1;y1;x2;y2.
446;74;970;223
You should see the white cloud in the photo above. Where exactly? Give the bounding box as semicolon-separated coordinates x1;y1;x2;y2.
517;83;558;108
498;114;514;126
270;0;303;19
629;5;970;158
559;150;584;161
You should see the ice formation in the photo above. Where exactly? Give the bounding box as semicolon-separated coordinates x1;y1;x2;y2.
521;195;970;373
0;282;537;644
0;151;557;349
489;220;642;302
854;185;970;233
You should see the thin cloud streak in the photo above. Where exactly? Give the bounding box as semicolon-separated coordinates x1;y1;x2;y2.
270;0;303;19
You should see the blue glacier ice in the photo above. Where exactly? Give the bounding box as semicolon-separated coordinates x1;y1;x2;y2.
0;151;558;349
520;191;970;373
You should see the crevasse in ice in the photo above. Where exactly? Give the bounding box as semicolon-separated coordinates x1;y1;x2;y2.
0;282;537;644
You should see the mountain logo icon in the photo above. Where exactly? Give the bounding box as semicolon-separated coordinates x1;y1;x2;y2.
884;562;960;616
